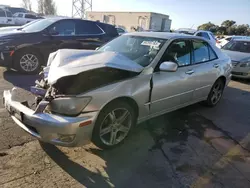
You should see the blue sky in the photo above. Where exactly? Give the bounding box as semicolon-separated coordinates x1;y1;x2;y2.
1;0;249;29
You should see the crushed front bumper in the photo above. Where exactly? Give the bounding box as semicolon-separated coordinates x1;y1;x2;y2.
3;88;98;147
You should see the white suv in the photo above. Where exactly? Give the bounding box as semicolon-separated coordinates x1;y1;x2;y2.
13;12;39;25
0;8;14;25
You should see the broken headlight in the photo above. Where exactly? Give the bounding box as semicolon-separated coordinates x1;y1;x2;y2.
48;97;91;116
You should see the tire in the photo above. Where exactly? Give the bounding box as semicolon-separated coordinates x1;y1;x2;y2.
204;78;225;107
92;101;137;150
14;49;42;74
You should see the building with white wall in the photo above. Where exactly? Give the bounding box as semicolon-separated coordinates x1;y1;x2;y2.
87;11;172;32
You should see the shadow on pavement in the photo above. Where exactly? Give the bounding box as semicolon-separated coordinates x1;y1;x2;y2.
40;142;112;188
3;70;40;91
40;85;250;188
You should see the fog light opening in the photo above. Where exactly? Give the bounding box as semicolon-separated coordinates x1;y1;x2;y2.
57;134;76;143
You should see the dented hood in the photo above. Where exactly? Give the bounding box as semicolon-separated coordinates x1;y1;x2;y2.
46;49;144;85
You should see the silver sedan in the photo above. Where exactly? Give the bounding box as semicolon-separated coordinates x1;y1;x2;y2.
3;32;232;149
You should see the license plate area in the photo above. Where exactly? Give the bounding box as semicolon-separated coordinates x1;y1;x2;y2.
9;106;23;121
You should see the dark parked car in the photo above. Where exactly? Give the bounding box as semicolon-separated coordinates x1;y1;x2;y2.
0;18;118;74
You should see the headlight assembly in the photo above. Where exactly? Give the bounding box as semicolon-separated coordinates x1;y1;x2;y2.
48;97;91;116
240;62;250;67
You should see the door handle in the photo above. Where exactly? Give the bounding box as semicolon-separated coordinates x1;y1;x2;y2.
213;64;219;68
185;70;194;75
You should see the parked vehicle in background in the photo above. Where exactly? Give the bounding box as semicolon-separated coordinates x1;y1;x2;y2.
194;30;217;45
222;39;250;79
116;27;127;35
13;13;41;25
0;18;118;74
0;8;14;25
217;36;250;48
3;32;232;149
0;19;41;32
175;28;197;35
4;7;29;15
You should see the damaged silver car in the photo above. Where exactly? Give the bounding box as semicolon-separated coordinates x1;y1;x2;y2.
3;32;232;149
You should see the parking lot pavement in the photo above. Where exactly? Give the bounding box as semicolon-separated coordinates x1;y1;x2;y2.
0;67;250;188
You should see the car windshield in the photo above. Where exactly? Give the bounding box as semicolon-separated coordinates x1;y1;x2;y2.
222;40;250;53
22;19;58;32
98;35;166;67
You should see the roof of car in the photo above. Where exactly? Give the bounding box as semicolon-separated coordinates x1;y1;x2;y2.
125;32;201;40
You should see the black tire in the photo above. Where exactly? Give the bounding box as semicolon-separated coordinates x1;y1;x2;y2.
204;78;225;107
92;101;137;150
14;49;42;74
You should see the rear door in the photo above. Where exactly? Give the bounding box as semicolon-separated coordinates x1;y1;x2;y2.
74;20;104;49
190;39;220;99
5;11;14;24
0;9;7;24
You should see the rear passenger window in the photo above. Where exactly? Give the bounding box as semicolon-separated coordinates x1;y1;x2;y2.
0;10;5;17
6;11;12;17
208;46;217;60
192;40;209;63
201;32;210;40
76;21;102;35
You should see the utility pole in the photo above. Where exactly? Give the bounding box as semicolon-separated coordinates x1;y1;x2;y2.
72;0;92;19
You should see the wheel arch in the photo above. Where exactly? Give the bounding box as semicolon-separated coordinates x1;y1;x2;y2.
101;96;139;119
217;75;226;86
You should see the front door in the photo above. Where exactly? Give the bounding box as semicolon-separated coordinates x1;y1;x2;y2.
150;39;198;115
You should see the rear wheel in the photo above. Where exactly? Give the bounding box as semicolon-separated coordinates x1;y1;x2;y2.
92;101;136;149
14;50;42;74
204;79;225;107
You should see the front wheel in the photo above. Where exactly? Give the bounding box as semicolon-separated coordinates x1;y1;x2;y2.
92;101;136;149
14;50;42;74
204;79;225;107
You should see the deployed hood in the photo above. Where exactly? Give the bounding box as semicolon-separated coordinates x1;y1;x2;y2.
47;49;144;85
222;50;250;62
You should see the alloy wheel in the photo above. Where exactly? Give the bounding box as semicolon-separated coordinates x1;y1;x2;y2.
20;54;39;72
211;82;223;105
99;108;132;146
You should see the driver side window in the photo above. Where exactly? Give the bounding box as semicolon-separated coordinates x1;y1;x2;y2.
49;20;76;36
161;40;191;67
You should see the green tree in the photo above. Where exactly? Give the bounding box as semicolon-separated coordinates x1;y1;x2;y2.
37;0;57;15
236;24;249;35
197;22;216;31
221;20;236;28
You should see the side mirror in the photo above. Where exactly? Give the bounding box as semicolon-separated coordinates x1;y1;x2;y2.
159;61;178;72
95;47;99;50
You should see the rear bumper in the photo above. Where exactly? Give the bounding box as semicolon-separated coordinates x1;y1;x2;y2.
3;88;98;147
